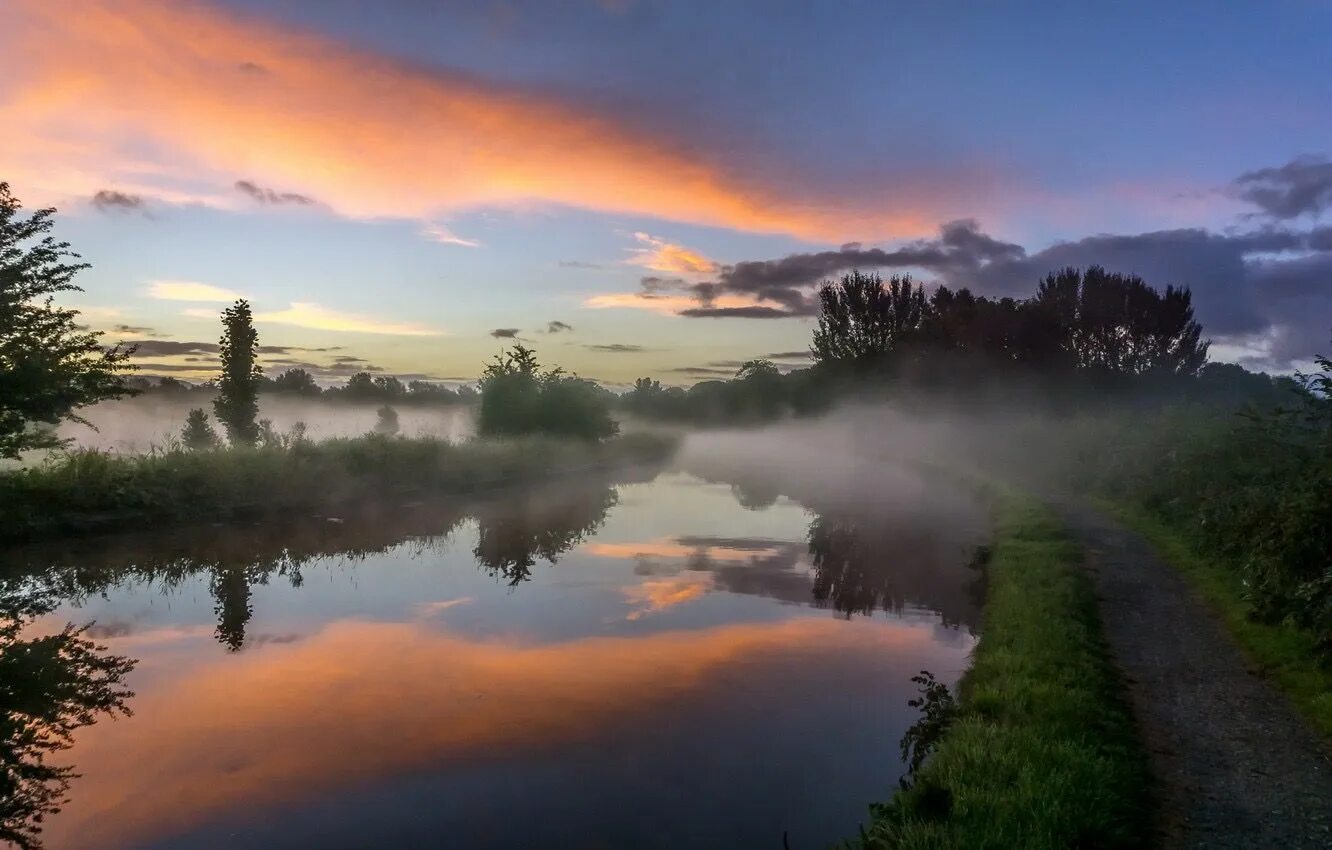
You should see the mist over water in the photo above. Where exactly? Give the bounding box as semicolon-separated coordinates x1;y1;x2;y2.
3;415;991;849
54;395;476;451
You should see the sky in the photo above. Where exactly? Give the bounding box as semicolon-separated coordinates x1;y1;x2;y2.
2;0;1331;384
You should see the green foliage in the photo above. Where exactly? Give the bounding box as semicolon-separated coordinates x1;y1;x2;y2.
0;182;136;458
845;494;1149;849
1072;345;1331;654
0;431;677;541
212;299;261;446
180;408;220;451
478;345;618;441
1101;501;1332;740
0;593;135;850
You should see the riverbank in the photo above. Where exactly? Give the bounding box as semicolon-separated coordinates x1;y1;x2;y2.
0;432;677;542
847;490;1150;849
1098;501;1332;741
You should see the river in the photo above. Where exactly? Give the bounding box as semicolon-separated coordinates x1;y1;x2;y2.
1;447;987;849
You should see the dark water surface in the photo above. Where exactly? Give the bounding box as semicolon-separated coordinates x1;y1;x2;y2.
3;456;986;849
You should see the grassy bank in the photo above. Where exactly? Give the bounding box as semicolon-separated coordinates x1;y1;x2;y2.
1098;500;1332;740
0;431;677;542
847;491;1149;850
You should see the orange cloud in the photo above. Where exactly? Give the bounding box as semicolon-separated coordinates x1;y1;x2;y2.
44;617;941;848
0;0;929;240
582;291;760;316
583;538;786;562
627;232;718;274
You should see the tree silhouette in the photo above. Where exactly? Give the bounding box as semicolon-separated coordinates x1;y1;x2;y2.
0;183;136;458
1034;266;1209;376
180;408;220;450
270;368;320;396
811;271;927;370
373;404;400;436
212;299;261;446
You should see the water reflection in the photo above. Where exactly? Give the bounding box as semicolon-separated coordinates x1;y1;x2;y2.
0;593;134;850
5;476;627;653
0;458;986;849
472;483;619;585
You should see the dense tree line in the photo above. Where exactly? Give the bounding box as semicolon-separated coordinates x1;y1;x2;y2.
623;266;1276;425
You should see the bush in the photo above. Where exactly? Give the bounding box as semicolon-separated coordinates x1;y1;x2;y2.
1078;345;1332;655
478;345;618;441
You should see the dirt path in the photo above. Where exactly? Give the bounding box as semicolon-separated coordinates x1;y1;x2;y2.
1055;503;1332;849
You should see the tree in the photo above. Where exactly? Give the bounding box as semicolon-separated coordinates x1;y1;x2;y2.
478;345;618;440
0;182;136;458
212;300;261;446
811;271;927;370
181;408;220;450
1033;266;1209;376
374;404;400;436
270;367;320;396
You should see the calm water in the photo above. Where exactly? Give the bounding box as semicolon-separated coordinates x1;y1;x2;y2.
3;455;986;849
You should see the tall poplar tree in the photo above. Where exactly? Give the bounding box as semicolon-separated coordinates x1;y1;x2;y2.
212;299;261;446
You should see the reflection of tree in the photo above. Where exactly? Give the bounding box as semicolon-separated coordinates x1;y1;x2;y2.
473;485;618;584
809;515;898;616
5;478;624;651
211;565;258;652
0;592;135;850
807;514;981;629
3;502;469;653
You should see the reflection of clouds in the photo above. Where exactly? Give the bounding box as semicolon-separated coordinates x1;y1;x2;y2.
622;576;714;620
44;617;934;850
416;597;476;617
590;536;815;608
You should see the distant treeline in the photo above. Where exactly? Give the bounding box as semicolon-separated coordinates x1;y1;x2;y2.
622;266;1303;425
125;370;478;406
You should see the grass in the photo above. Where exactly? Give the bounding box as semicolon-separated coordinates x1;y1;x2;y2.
1097;499;1332;741
0;431;677;542
847;489;1150;850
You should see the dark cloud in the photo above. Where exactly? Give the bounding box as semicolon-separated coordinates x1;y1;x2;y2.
84;621;134;639
263;360;386;378
765;351;812;361
237;61;269;75
679;306;803;319
666;171;1332;367
546;320;574;333
675;219;1024;317
111;323;165;337
125;340;220;357
91;190;146;214
235;180;315;206
639;276;689;293
490;328;521;339
1232;155;1332;219
558;260;604;269
133;363;218;374
584;343;646;352
666;366;734;376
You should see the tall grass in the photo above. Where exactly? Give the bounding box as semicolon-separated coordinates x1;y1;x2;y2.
845;491;1149;849
0;431;677;541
